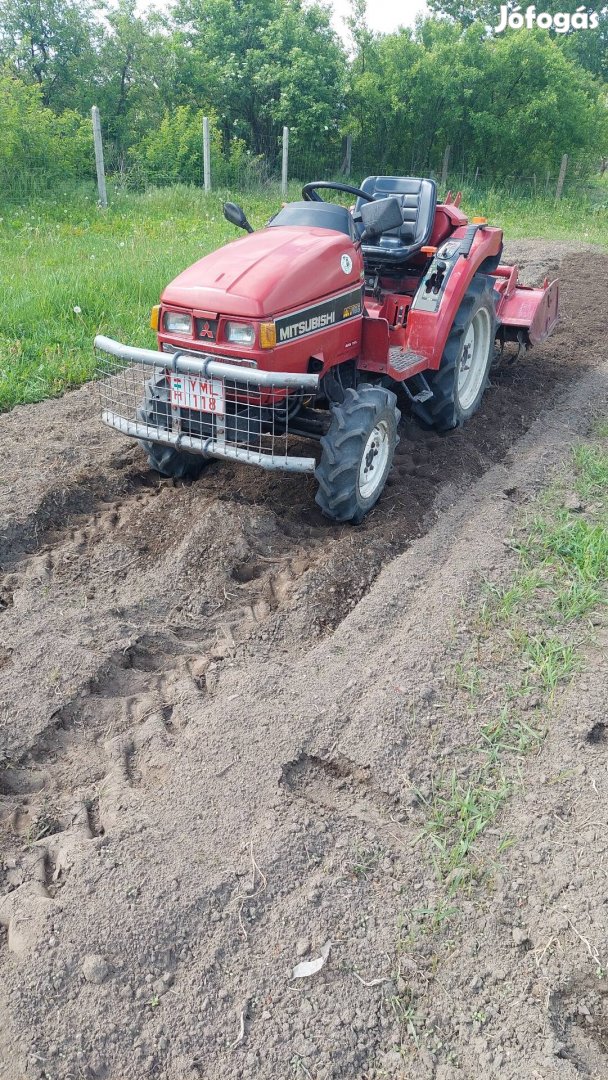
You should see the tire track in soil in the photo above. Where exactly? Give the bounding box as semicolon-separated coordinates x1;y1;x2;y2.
0;475;320;900
0;249;605;942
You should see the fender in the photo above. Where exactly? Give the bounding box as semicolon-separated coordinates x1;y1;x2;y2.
405;227;503;372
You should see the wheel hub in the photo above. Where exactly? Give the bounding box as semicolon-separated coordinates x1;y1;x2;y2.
457;307;492;411
364;441;379;470
358;420;390;500
460;341;473;373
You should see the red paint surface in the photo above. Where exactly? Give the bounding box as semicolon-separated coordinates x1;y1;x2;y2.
156;202;558;381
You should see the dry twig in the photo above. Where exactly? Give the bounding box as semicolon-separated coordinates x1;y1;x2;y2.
229;1009;246;1050
235;838;267;941
353;973;389;988
568;919;603;969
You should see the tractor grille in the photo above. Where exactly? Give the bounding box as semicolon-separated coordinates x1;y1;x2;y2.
95;338;320;473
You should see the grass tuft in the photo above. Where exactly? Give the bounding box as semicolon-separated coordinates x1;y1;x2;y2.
479;706;544;763
416;435;606;892
416;768;511;886
509;629;581;692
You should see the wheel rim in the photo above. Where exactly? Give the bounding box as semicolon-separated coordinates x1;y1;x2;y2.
358;419;391;500
457;307;491;411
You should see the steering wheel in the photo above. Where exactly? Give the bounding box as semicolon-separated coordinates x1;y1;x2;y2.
302;180;375;204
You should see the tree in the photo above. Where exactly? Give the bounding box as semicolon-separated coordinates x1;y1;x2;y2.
96;0;175;160
0;0;100;112
346;12;607;179
464;29;607;173
425;0;608;80
426;0;502;28
169;0;347;162
542;1;608;81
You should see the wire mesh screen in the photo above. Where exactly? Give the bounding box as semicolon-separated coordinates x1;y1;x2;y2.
96;348;315;471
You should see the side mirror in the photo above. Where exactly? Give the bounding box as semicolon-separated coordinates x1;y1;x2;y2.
359;196;403;241
223;201;254;234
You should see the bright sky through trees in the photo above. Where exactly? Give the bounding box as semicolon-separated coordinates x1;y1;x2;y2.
138;0;429;34
332;0;428;33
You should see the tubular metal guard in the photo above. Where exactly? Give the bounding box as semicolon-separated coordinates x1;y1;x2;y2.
95;335;320;473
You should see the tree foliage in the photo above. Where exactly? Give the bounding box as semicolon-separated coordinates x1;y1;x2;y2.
347;18;606;176
170;0;346;156
0;0;100;110
426;0;608;80
0;74;93;191
0;0;605;193
133;106;252;186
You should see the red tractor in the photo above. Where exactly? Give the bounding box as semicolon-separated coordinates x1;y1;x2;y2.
96;176;559;523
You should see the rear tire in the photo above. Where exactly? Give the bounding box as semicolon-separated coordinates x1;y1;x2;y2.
315;384;400;524
137;374;209;480
411;274;497;432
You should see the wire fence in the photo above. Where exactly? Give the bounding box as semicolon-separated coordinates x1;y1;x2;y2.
1;116;606;206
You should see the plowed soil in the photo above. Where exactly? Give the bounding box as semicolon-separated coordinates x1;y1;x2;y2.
0;241;607;1080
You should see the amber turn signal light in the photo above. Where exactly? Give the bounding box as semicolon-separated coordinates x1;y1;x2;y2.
260;322;277;349
472;216;488;225
150;304;160;331
421;245;437;256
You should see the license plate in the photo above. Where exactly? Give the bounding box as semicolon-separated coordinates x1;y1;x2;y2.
169;373;225;415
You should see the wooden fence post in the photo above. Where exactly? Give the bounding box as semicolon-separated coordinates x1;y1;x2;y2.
91;106;107;209
281;127;289;196
555;154;568;201
203;116;211;193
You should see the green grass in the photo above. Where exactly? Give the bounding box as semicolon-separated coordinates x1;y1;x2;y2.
521;513;608;585
416;768;511;886
351;840;384;879
452;659;483;696
482;569;547;622
415;431;606;891
1;179;607;413
447;174;608;247
510;629;581;692
485;443;608;628
573;444;608;500
480;706;543;764
0;183;292;412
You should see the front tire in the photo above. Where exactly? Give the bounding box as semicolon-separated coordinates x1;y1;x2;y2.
315;384;400;524
411;274;497;432
137;374;209;480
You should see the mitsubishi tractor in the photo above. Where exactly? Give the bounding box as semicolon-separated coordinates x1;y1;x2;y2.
96;176;559;523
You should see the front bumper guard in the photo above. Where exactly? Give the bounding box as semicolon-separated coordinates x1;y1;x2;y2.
95;335;320;474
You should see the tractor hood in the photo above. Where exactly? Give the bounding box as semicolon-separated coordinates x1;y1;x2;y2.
160;226;361;319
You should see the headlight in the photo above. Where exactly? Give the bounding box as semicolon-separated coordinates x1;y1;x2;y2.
225;321;255;347
163;310;192;334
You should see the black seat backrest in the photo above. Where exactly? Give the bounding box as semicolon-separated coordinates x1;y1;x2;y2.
354;176;437;267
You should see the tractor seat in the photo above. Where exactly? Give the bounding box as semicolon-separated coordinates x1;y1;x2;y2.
354;176;437;268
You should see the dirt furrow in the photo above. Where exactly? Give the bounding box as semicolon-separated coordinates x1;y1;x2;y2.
0;243;604;905
0;241;606;1080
